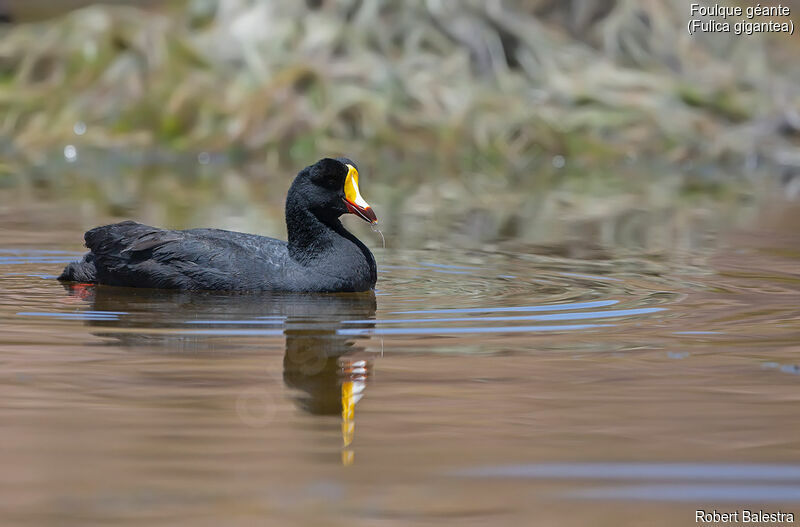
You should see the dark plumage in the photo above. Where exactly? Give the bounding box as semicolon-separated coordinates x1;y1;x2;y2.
58;158;378;292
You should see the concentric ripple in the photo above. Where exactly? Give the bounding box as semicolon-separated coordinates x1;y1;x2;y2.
2;247;681;347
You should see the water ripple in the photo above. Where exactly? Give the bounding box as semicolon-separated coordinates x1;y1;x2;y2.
453;463;800;481
344;307;664;325
390;299;619;315
338;323;613;336
568;484;800;502
17;311;121;321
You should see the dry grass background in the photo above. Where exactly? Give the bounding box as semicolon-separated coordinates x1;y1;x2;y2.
0;0;798;245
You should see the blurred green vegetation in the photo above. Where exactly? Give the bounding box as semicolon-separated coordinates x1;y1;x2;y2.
0;0;798;245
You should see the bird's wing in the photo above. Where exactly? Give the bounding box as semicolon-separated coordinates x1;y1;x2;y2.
85;221;286;290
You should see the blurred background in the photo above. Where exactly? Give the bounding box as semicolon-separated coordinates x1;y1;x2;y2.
2;3;800;526
1;0;798;248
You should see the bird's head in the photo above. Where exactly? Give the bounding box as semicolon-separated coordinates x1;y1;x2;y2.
293;157;377;224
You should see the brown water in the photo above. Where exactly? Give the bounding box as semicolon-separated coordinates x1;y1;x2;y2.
1;199;799;526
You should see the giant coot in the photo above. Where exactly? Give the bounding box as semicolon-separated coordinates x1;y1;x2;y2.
58;157;378;292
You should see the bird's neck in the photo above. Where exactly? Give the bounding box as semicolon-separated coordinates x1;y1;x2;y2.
286;202;343;263
285;198;377;289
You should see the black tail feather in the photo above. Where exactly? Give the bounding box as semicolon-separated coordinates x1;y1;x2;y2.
59;221;153;283
58;254;97;282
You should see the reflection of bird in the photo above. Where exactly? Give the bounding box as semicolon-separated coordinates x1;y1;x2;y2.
282;295;375;416
64;282;376;465
59;158;378;292
63;282;376;415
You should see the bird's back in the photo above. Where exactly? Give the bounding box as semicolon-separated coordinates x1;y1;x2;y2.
61;221;289;291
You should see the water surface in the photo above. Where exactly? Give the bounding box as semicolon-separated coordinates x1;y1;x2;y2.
1;200;799;526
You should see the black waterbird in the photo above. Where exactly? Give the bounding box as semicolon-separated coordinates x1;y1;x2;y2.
58;158;378;292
